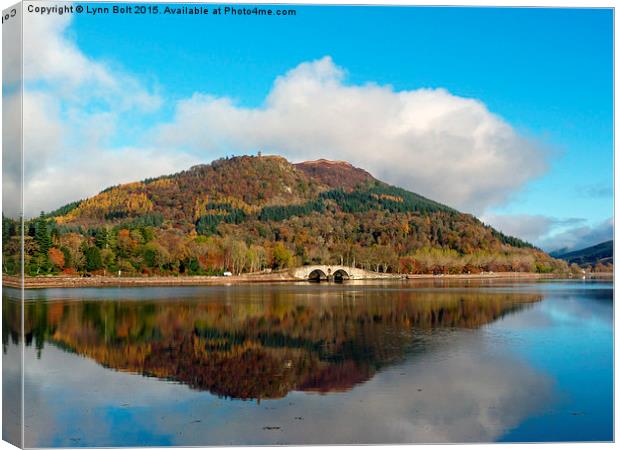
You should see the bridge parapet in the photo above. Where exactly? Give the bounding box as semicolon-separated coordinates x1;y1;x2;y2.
290;265;398;281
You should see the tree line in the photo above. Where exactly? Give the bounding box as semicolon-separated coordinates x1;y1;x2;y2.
2;209;570;278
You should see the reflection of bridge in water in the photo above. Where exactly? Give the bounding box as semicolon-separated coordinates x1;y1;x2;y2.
290;265;399;282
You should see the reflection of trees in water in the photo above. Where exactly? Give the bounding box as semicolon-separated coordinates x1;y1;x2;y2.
2;298;21;353
3;289;541;400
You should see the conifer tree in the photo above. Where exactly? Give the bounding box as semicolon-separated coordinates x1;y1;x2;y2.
35;212;52;254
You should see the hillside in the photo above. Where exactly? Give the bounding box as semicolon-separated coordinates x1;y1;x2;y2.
552;240;613;268
294;159;376;191
3;154;568;277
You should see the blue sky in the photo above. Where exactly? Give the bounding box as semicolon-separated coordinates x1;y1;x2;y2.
13;4;613;251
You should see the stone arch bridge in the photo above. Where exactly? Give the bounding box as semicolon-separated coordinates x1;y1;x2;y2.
290;265;398;282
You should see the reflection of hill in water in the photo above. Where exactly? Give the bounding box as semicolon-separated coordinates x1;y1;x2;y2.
4;289;541;400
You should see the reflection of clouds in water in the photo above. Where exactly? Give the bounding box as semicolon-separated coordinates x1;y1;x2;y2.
545;293;613;329
184;333;555;444
374;352;553;443
22;330;554;446
492;289;613;331
24;346;189;447
3;344;22;447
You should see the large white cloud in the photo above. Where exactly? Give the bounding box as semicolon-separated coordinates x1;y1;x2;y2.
7;18;551;219
3;89;66;217
156;56;549;213
23;91;65;176
22;9;161;111
5;10;174;217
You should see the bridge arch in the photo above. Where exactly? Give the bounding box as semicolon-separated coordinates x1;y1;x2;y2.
333;269;350;282
305;267;351;282
308;269;328;282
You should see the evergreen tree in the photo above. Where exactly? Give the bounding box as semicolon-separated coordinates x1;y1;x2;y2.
95;228;108;249
35;212;52;254
83;246;103;272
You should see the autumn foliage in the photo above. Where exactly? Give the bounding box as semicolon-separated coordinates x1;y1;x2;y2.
48;247;65;270
2;155;570;277
7;289;542;399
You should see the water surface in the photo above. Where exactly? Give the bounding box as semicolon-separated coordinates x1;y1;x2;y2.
2;280;613;446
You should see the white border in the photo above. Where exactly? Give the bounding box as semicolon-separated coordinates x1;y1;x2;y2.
0;1;615;450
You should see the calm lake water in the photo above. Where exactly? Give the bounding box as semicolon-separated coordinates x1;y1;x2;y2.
2;279;613;446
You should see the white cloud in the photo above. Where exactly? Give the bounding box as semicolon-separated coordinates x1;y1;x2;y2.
2;92;23;219
24;147;199;216
5;10;170;217
4;90;65;197
539;217;613;253
156;56;549;213
23;91;65;176
23;12;110;88
6;23;552;219
483;213;613;253
481;213;586;244
22;10;161;112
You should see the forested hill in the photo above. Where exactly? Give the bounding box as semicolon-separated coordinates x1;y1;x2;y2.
551;240;613;268
4;155;569;277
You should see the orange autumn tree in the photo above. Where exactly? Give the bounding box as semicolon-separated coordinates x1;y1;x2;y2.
48;247;65;270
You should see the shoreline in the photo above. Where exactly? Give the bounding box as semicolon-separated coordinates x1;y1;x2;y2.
2;271;612;289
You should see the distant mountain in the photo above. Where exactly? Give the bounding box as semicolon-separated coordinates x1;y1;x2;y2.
4;154;568;277
551;240;613;267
